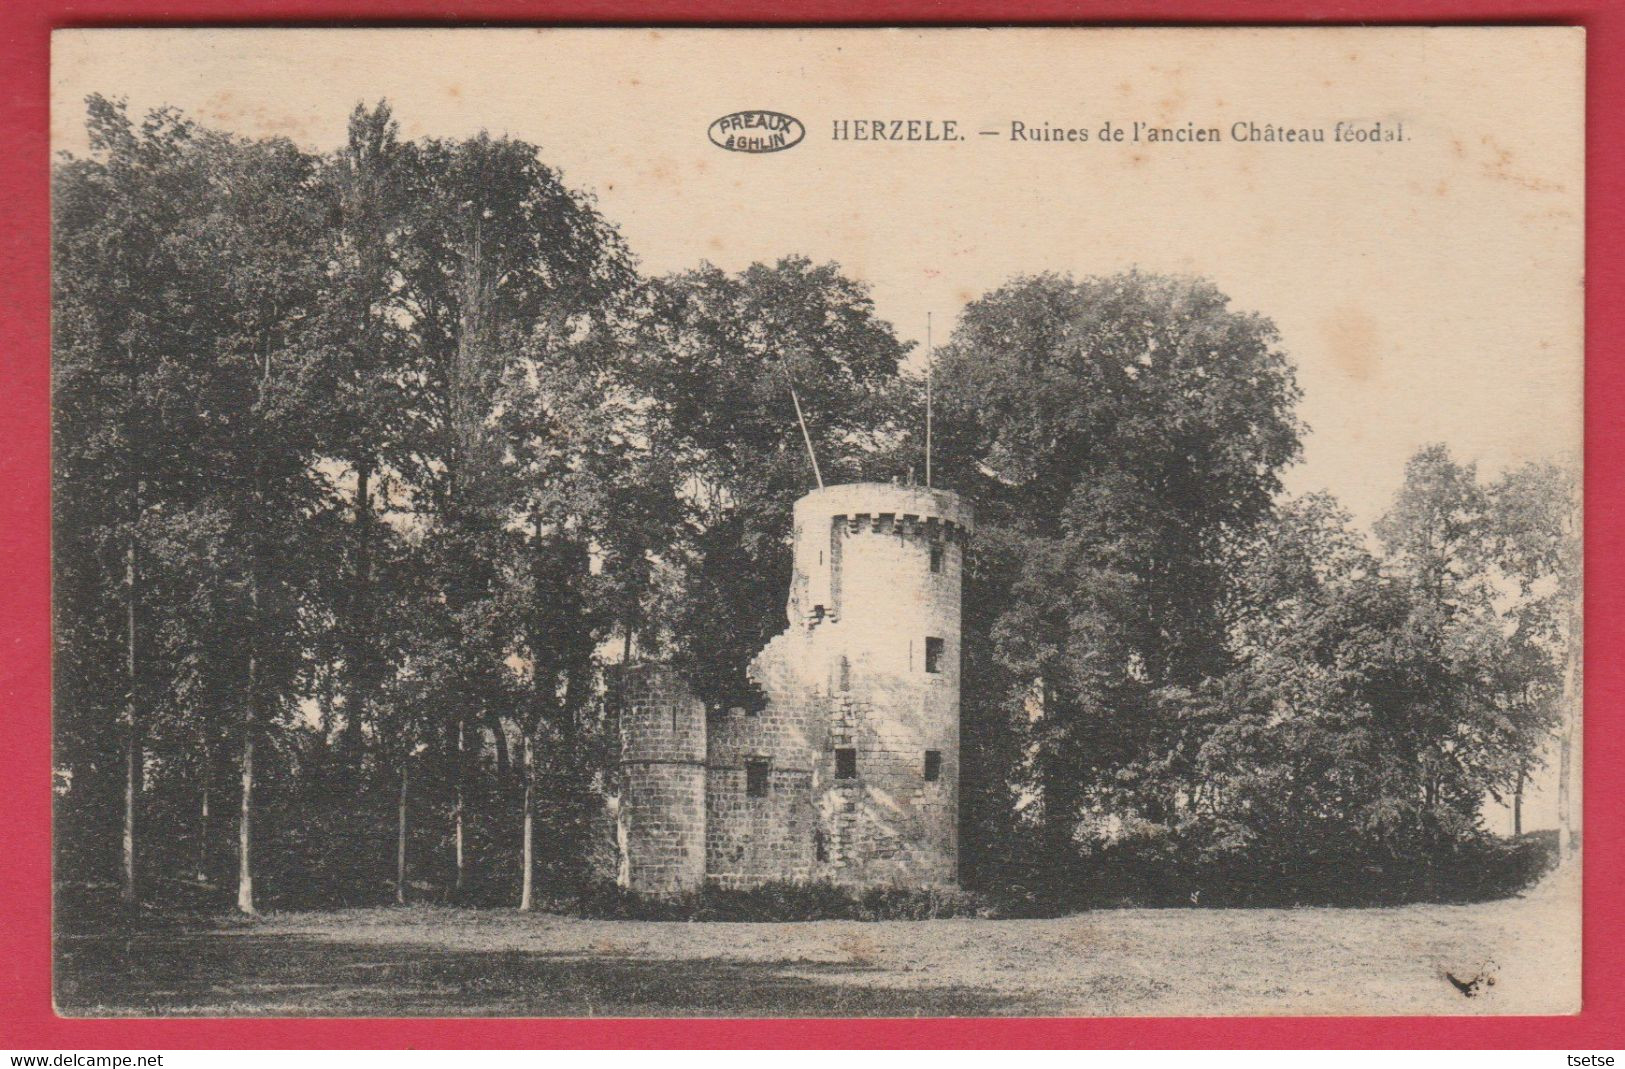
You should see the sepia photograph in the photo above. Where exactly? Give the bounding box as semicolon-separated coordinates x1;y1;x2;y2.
47;27;1583;1019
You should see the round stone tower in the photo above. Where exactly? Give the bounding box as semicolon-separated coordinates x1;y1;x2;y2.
734;481;972;888
616;663;708;895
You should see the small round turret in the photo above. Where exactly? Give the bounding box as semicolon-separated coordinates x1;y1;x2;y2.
616;664;708;895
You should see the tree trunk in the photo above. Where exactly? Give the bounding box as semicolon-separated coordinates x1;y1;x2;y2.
237;330;277;917
1558;640;1580;856
454;716;466;894
486;710;510;780
237;706;255;913
198;782;210;884
1557;730;1573;854
120;537;139;905
197;731;211;883
237;571;259;915
343;460;373;765
395;753;409;905
1513;766;1525;837
318;656;335;739
518;730;534;912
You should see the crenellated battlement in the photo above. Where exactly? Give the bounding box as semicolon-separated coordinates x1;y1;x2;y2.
833;512;969;541
794;482;974;537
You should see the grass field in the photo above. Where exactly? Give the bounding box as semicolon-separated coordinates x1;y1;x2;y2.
54;863;1579;1018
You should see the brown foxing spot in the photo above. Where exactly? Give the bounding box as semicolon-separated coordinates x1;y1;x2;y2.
1321;305;1381;383
1480;135;1565;194
201;91;313;141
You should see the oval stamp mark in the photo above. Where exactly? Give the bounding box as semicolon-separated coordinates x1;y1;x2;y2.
708;111;805;153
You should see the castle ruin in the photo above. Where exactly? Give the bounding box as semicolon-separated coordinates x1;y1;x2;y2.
615;482;972;894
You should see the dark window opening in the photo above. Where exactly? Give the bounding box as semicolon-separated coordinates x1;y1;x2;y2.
930;543;944;573
835;747;857;780
814;829;828;862
924;636;945;674
838;655;851;691
746;757;771;797
924;750;942;782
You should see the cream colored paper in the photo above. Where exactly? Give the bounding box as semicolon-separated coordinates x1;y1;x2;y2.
52;27;1582;1018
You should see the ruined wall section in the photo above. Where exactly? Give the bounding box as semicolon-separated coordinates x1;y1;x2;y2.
705;644;820;887
616;664;708;896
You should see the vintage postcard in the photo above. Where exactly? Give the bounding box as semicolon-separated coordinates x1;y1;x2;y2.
49;27;1583;1017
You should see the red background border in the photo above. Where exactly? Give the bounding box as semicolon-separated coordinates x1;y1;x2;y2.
2;0;1620;1049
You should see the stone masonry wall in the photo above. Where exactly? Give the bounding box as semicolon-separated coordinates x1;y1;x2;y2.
617;664;707;896
705;632;822;887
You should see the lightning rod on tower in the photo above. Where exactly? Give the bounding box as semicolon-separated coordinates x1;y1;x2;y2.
778;346;824;489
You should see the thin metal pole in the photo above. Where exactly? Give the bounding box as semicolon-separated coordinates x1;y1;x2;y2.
925;313;933;489
777;347;823;489
788;381;824;489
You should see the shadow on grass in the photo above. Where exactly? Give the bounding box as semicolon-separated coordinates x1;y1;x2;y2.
54;925;1020;1018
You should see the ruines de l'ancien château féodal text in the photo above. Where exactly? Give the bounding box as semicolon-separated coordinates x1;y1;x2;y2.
828;118;1408;143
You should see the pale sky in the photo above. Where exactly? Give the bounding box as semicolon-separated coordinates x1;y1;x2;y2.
52;27;1585;528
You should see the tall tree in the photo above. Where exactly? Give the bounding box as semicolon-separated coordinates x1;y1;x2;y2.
932;272;1303;866
172;126;329;914
391;130;633;903
54;99;237;903
54;98;330;912
1187;494;1395;876
1370;445;1548;831
1485;460;1581;848
307;102;419;772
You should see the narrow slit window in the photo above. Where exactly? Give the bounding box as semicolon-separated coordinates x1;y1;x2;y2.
930;543;944;573
835;747;857;780
838;655;851;692
924;750;942;782
924;636;945;674
746;757;771;798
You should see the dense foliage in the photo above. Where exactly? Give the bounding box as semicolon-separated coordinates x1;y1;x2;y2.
53;100;1577;916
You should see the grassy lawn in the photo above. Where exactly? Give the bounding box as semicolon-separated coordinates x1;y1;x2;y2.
54;864;1578;1018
